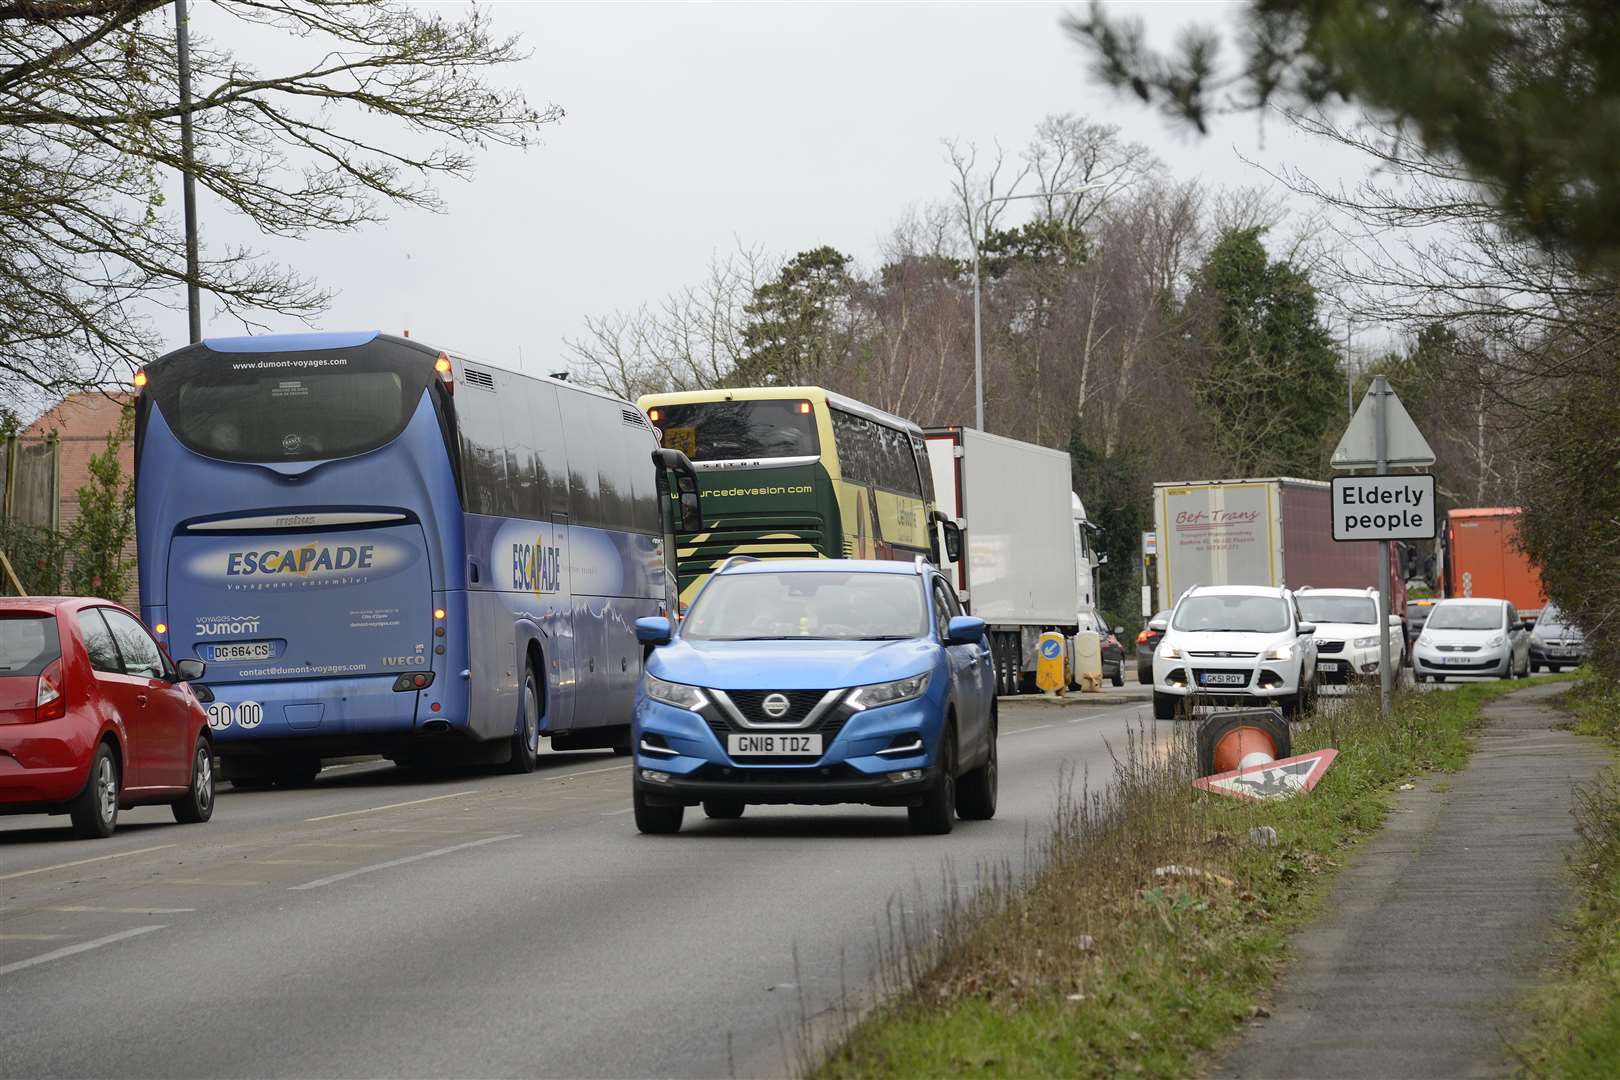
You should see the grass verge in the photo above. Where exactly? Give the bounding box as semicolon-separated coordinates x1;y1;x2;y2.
1525;671;1620;1079
814;678;1568;1079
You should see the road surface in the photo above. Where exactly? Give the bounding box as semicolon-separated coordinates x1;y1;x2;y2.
2;685;1162;1078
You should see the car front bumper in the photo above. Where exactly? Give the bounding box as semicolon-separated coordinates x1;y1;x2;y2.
1412;644;1511;676
1152;655;1302;700
632;693;944;807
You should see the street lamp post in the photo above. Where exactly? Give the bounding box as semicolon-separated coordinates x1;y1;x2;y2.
176;0;202;342
969;186;1104;431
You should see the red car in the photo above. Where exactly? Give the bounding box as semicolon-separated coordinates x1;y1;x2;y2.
1;597;214;839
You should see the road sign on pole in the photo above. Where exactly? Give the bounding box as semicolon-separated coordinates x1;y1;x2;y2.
1330;377;1436;718
1331;382;1435;469
1330;475;1436;541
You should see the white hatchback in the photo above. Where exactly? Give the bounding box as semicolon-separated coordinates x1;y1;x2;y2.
1412;598;1532;682
1153;585;1319;720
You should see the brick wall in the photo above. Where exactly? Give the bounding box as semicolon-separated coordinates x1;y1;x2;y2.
20;392;139;606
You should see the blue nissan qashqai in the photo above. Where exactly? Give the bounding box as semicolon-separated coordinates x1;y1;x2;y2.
630;558;998;835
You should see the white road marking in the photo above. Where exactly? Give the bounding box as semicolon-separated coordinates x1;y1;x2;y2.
599;807;635;817
288;833;520;891
0;844;176;882
0;934;68;941
1004;723;1057;735
46;906;196;915
163;878;265;887
0;925;164;977
304;790;477;822
554;763;631;781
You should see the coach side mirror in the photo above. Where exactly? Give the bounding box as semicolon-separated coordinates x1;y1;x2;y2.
635;617;673;646
677;477;703;534
175;658;207;681
940;520;962;563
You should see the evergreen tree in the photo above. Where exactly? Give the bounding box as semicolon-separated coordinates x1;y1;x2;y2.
735;247;856;387
1185;227;1342;477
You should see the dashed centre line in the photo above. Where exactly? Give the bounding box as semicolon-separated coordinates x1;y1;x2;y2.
0;925;164;977
0;844;177;882
288;833;521;891
305;789;478;822
47;906;196;915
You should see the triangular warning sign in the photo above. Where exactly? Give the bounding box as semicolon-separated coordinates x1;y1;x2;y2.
1192;749;1339;802
1332;383;1434;470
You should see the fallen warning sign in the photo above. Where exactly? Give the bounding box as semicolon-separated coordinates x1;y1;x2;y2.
1193;749;1339;802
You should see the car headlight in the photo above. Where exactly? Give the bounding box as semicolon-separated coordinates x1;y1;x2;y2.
1486;634;1506;648
1354;636;1380;649
1265;643;1295;661
845;672;930;711
644;675;709;712
1158;643;1181;659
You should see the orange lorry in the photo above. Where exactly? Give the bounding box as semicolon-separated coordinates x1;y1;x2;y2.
1440;507;1547;617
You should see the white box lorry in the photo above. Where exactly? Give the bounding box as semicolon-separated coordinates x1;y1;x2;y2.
1152;477;1397;610
927;426;1101;695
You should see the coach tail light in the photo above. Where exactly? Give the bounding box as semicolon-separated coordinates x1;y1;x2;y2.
434;352;453;394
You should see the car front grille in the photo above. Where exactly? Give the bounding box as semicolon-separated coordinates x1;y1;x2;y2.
1437;645;1481;653
1317;641;1345;654
1187;650;1260;658
726;689;827;726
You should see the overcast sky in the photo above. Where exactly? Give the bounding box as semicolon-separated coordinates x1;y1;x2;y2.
170;2;1373;373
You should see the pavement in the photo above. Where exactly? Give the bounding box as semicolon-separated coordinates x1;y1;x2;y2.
1216;681;1613;1080
0;683;1160;1079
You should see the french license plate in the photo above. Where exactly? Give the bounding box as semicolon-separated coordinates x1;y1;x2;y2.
1199;672;1246;687
727;733;823;757
209;641;273;662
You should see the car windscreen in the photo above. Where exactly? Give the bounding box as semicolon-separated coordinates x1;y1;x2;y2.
1172;595;1291;634
683;571;926;641
1297;596;1378;625
648;400;819;461
1534;607;1577;633
1426;604;1503;630
144;339;434;463
0;615;61;676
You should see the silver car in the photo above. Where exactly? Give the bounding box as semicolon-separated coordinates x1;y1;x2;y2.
1412;598;1531;682
1529;605;1585;672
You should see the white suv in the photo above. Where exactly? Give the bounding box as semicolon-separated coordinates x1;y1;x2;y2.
1152;585;1319;720
1295;587;1387;684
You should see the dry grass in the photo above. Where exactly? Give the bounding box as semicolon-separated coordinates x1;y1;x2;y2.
810;679;1556;1079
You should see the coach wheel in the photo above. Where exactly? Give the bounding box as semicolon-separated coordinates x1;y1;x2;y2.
507;663;542;774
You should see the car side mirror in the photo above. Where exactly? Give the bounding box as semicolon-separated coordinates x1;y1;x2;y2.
945;615;986;645
635;617;673;646
175;658;206;681
1113;625;1125;636
1096;553;1109;566
1297;622;1317;636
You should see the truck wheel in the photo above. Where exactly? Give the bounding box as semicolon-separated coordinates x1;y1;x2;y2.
702;799;745;820
1152;692;1177;721
633;784;683;834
